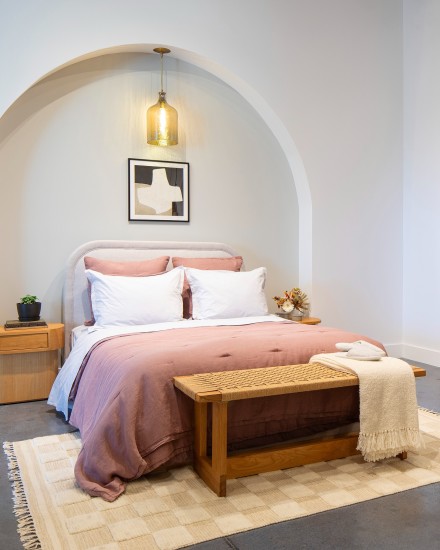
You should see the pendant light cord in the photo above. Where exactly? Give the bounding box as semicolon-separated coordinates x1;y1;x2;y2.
160;53;164;93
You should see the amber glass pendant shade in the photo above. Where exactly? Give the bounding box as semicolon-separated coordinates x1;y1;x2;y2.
147;47;178;146
147;91;178;146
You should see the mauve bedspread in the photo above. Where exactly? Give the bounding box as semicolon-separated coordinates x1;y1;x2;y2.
69;322;383;501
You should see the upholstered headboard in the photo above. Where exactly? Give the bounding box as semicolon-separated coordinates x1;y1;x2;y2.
63;240;239;356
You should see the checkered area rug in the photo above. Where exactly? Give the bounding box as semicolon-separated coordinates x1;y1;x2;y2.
4;409;440;550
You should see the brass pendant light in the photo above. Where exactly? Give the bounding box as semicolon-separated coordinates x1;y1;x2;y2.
147;47;178;146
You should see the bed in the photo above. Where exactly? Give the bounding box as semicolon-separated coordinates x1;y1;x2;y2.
49;240;385;502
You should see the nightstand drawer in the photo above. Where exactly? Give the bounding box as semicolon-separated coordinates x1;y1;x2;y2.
0;333;49;352
0;323;64;403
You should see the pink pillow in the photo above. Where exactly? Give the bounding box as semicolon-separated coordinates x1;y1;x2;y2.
171;256;243;318
84;256;170;275
84;256;170;324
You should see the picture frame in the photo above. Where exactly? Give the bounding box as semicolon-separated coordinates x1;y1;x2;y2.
128;158;189;222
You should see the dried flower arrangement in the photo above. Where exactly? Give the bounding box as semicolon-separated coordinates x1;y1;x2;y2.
273;287;309;314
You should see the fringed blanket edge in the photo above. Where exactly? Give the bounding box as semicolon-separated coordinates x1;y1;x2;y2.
418;406;440;417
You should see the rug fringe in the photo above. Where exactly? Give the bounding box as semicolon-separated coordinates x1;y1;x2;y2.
3;442;42;550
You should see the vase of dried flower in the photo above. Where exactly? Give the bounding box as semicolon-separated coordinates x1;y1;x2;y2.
277;309;303;321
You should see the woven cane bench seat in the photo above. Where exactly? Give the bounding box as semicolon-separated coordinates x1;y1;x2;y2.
173;362;425;496
174;362;360;402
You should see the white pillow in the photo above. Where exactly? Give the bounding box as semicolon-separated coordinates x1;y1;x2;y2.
85;267;184;326
185;267;268;319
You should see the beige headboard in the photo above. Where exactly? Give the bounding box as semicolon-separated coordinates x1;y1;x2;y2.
63;240;239;357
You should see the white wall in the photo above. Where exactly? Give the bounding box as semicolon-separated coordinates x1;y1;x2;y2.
403;0;440;366
0;0;407;351
0;52;298;322
288;1;404;348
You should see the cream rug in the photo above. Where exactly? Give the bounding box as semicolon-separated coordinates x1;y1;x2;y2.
4;409;440;550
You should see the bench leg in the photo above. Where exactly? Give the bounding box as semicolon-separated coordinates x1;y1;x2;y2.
194;402;207;457
211;401;228;496
193;401;228;497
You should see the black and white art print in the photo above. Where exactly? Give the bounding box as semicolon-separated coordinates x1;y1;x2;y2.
128;158;189;222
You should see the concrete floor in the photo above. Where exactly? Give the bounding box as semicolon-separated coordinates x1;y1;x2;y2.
1;360;439;550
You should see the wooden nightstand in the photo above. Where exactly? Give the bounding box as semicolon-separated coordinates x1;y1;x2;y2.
300;317;321;325
0;323;64;404
276;313;321;325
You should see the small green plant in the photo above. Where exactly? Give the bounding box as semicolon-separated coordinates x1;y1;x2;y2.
20;294;39;304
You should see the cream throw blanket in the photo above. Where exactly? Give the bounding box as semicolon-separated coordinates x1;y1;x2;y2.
310;353;423;461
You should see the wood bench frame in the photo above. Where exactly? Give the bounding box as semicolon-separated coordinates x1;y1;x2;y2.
174;364;426;497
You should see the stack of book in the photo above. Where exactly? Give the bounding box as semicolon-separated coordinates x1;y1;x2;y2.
4;319;48;330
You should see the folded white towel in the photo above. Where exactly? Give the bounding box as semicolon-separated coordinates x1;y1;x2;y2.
310;353;423;461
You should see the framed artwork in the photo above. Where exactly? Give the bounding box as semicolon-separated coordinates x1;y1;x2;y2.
128;158;189;222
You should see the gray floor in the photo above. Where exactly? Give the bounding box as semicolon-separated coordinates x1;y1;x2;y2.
1;360;439;550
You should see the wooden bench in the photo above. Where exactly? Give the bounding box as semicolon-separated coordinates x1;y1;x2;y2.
173;362;426;497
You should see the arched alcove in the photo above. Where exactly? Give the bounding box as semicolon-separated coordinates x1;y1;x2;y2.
0;47;311;322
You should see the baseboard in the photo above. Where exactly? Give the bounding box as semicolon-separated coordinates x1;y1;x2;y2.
383;343;440;368
400;344;440;368
384;343;403;358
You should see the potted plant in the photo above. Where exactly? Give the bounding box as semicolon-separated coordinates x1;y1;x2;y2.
17;294;41;322
273;288;309;320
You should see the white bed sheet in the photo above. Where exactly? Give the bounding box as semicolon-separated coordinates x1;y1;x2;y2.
48;315;286;419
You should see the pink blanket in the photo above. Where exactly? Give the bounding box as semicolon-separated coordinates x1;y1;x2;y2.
69;322;383;501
